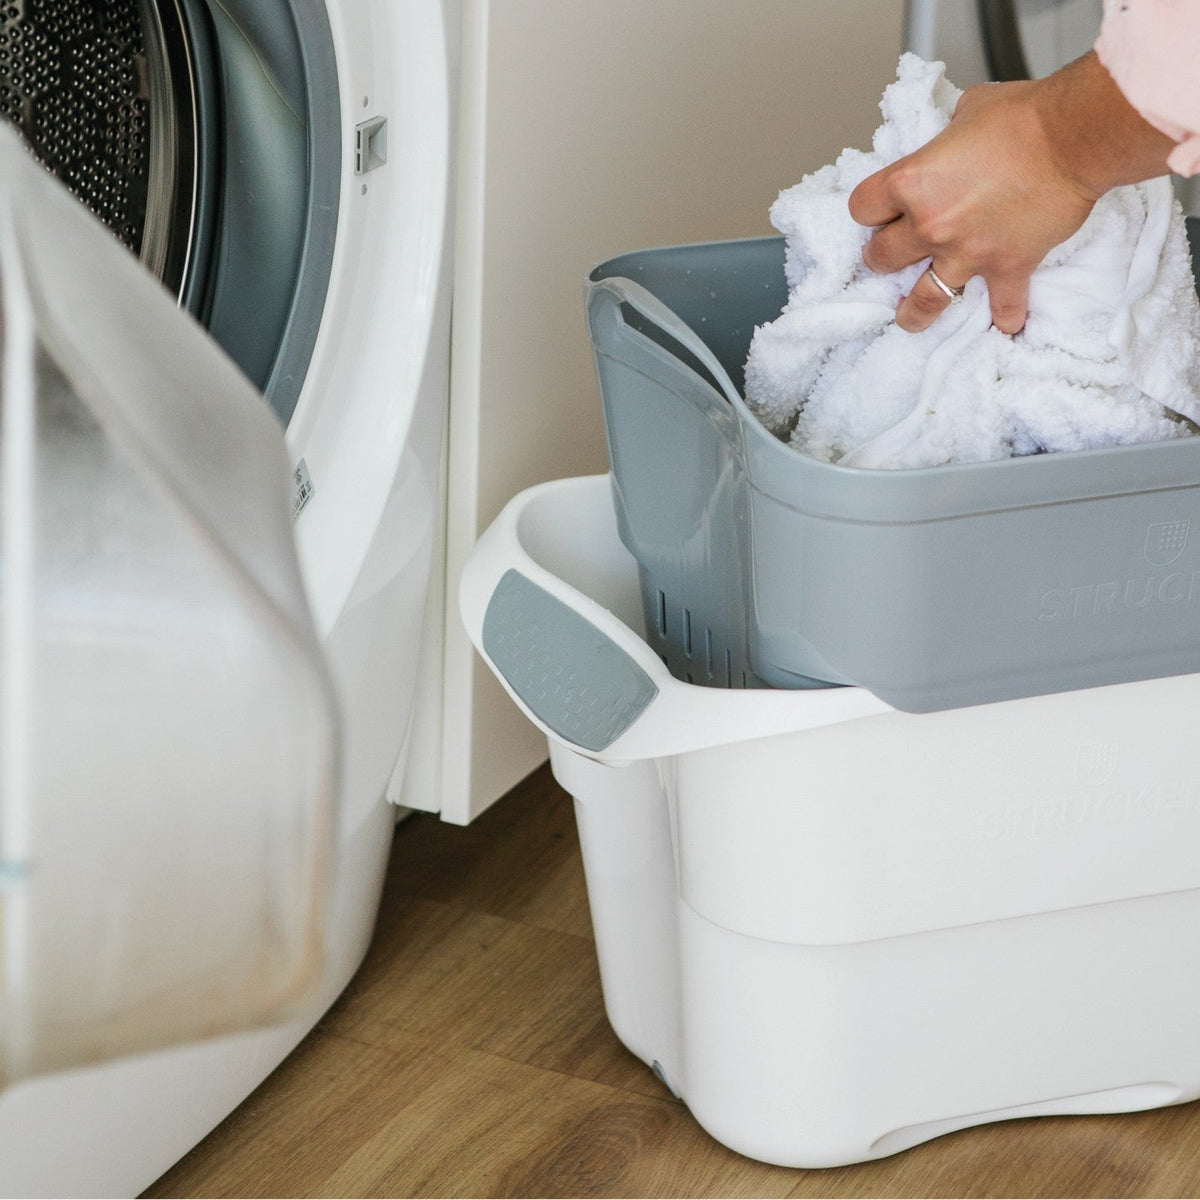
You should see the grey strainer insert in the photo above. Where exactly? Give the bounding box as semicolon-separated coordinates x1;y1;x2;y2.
483;570;658;753
586;236;1200;713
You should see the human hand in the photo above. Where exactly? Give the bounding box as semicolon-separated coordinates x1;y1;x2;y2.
849;48;1178;334
848;77;1100;334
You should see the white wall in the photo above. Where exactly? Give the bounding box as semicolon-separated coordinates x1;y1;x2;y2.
438;0;906;822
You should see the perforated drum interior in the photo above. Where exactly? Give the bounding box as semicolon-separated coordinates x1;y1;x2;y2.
0;0;201;303
0;0;341;421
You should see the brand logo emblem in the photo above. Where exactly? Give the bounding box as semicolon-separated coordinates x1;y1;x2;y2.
1145;520;1191;567
1076;741;1119;786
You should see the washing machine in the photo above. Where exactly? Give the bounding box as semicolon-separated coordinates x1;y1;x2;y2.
0;0;458;1194
904;0;1101;85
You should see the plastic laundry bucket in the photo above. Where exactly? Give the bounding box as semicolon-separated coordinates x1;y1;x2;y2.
460;473;1200;1168
586;237;1200;712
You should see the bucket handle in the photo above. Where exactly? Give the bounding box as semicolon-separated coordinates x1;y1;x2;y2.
459;476;890;763
585;276;743;409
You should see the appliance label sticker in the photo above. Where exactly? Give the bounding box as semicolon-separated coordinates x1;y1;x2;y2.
293;459;315;520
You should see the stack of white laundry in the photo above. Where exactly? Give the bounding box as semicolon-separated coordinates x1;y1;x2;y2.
743;54;1200;470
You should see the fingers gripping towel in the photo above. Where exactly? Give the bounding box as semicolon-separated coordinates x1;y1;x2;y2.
742;54;1200;470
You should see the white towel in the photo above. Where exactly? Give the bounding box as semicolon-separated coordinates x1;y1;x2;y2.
743;54;1200;470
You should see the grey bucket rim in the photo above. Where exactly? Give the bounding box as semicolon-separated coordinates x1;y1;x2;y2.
586;234;1200;524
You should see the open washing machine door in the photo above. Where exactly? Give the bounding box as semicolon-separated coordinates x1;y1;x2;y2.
0;121;339;1083
0;0;457;1192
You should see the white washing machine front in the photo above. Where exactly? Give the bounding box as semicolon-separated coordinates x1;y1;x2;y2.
0;0;457;1194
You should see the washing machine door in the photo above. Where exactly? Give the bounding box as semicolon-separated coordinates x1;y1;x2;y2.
0;113;339;1086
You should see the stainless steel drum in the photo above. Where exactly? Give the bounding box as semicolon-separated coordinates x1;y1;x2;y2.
0;0;341;422
0;0;201;303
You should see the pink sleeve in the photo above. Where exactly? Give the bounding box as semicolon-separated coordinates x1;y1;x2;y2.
1094;0;1200;176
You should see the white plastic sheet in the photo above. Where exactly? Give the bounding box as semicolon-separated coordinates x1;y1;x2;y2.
0;123;338;1083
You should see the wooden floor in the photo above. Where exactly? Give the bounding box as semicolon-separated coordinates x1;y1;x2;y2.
147;764;1200;1199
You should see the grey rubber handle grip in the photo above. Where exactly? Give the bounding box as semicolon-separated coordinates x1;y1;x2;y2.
481;569;658;753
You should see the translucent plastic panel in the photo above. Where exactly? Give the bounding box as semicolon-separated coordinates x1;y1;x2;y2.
0;122;338;1084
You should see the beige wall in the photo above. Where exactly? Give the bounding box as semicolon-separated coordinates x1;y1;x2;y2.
442;0;905;821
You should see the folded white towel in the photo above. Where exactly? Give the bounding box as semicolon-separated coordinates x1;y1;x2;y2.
743;54;1200;470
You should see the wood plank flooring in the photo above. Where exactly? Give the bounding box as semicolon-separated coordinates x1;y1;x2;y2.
147;764;1200;1198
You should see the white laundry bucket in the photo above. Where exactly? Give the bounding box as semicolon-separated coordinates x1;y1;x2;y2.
460;473;1200;1168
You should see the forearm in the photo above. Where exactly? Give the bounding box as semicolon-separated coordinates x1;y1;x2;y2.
1032;51;1176;201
